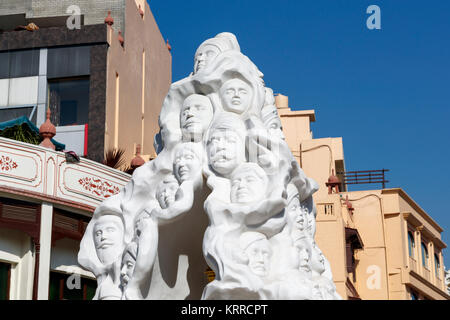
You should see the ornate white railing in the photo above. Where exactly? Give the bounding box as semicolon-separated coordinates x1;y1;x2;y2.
0;137;131;210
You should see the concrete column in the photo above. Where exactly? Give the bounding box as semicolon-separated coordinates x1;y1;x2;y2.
415;229;422;274
429;242;435;283
439;251;445;291
37;203;53;300
36;48;48;127
401;215;409;268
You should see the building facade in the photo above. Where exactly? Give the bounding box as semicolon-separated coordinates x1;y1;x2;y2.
0;0;170;300
276;94;449;300
0;0;171;164
0;136;130;299
0;0;132;41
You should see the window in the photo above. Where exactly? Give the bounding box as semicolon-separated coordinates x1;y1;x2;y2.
0;107;36;124
47;46;90;79
0;262;11;300
434;253;440;278
421;242;429;268
49;271;97;300
408;231;415;257
0;49;40;79
410;290;419;300
48;78;90;126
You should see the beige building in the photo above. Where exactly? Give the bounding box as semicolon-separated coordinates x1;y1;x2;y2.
104;0;172;164
276;94;449;300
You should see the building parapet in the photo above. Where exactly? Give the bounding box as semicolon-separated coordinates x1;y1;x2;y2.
0;24;108;52
0;137;130;213
402;267;450;300
382;188;444;235
278;108;316;122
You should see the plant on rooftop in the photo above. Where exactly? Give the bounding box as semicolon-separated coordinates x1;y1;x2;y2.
103;148;127;170
0;124;41;145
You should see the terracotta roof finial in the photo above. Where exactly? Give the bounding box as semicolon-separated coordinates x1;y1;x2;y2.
346;195;355;214
326;169;341;194
39;108;56;150
166;39;172;52
105;11;114;26
130;144;145;169
118;30;124;47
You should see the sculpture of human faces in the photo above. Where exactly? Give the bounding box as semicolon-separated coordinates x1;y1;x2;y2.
266;116;285;140
134;211;149;237
220;78;252;114
207;128;245;177
244;238;272;277
287;195;308;232
173;146;202;183
295;239;312;274
306;205;316;238
230;164;267;204
310;243;326;276
180;95;213;142
120;251;136;287
93;215;124;265
156;177;179;209
194;44;220;73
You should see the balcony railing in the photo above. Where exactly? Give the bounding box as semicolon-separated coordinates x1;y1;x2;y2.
0;137;130;209
337;169;389;189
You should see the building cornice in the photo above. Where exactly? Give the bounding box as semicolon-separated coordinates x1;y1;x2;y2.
408;269;450;300
278;109;316;122
382;188;443;233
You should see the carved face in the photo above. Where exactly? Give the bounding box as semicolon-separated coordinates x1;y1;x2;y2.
220;78;252;114
207;129;245;176
180;95;213;142
174;147;201;183
266;116;285;140
194;44;220;73
244;239;272;277
287;196;308;232
120;251;136;287
295;240;312;274
93;215;124;265
230;168;267;204
310;244;326;275
306;207;316;238
156;178;179;209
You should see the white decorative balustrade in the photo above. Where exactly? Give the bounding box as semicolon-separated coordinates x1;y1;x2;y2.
0;137;131;210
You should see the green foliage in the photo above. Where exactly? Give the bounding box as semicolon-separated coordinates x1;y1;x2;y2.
0;124;41;145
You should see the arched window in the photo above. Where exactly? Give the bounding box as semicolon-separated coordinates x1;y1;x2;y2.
408;231;415;257
421;242;429;268
434;253;440;277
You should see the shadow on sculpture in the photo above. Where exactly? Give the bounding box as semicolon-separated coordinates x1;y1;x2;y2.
78;32;341;300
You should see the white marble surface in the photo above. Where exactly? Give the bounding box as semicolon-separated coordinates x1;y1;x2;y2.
78;32;341;300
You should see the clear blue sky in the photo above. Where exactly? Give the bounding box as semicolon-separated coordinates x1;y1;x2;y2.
148;0;450;266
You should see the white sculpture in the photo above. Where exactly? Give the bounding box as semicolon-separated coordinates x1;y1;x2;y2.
78;32;341;300
180;94;213;142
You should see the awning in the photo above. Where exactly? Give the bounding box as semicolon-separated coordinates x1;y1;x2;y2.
0;116;65;151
